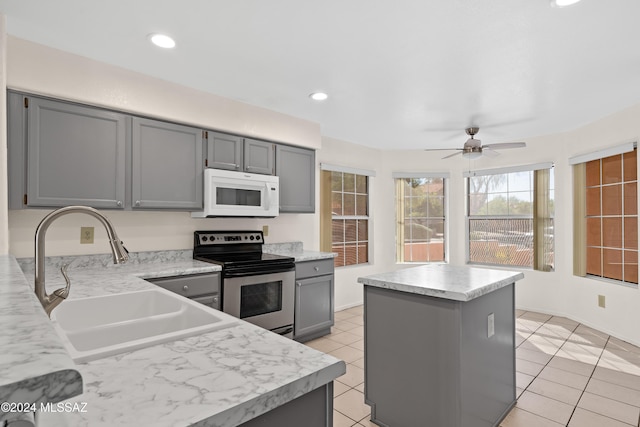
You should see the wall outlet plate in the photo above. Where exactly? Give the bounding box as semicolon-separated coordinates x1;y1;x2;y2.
80;227;94;244
262;225;269;237
598;295;606;308
487;313;495;338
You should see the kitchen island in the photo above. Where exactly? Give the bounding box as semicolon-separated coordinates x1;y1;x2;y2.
358;264;524;427
0;251;345;427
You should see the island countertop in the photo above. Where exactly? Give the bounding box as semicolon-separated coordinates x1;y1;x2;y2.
358;264;524;302
2;251;345;427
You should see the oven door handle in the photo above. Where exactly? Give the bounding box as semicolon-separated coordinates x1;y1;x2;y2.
223;266;295;278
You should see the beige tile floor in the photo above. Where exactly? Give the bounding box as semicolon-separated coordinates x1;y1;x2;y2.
304;306;640;427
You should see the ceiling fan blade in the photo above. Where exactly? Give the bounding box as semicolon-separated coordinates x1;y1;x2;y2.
441;151;463;159
482;142;526;150
424;148;463;152
482;148;500;157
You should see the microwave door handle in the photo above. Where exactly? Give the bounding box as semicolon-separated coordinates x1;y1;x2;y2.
264;182;271;210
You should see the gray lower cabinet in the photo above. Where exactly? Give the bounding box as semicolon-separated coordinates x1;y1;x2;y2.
132;117;203;210
294;259;335;342
364;283;516;427
146;273;220;310
239;383;333;427
11;92;127;209
275;144;315;213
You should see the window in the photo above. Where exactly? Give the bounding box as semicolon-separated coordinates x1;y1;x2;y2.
466;163;554;270
394;174;448;263
320;164;374;268
572;146;637;285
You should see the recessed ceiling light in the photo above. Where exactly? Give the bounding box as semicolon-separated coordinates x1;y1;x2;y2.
550;0;582;7
149;33;176;49
309;92;328;101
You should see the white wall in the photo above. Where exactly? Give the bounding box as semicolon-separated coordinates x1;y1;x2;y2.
330;105;640;346
4;35;640;346
5;37;321;258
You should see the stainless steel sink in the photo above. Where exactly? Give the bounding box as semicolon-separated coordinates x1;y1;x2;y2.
51;288;236;363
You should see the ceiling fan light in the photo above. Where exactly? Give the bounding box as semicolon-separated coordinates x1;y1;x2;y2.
550;0;582;8
462;151;482;160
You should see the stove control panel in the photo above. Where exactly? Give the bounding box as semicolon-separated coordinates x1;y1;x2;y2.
194;231;264;246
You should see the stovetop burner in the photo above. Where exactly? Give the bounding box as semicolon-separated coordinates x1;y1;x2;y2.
193;230;295;277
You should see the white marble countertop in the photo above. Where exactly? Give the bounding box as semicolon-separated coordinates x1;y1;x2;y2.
2;251;345;427
262;241;336;262
358;264;525;302
0;255;83;421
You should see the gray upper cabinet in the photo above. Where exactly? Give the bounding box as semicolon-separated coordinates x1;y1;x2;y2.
206;133;274;175
244;138;275;175
275;145;315;213
132;117;203;210
24;95;127;209
206;131;243;171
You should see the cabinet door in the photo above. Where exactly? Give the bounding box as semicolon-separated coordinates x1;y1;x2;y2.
132;117;203;210
294;275;335;338
276;145;315;213
26;96;127;208
244;138;274;175
207;131;243;171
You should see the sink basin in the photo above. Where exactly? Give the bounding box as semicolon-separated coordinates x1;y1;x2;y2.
51;288;236;363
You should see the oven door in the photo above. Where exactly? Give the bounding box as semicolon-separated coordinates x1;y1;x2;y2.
222;270;294;337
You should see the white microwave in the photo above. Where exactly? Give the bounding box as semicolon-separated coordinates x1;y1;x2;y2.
191;169;280;218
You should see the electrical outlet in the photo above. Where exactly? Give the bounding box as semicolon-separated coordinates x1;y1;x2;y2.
80;227;94;244
598;295;606;308
262;225;269;237
487;313;495;338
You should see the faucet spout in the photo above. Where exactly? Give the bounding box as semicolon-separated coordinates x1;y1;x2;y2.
34;206;129;317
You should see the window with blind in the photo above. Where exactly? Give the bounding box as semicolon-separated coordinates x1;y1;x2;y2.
395;174;447;263
466;163;554;270
320;164;373;268
571;143;638;285
574;149;638;284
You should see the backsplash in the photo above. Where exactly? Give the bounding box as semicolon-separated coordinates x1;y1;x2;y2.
262;241;303;255
17;243;306;273
17;249;193;273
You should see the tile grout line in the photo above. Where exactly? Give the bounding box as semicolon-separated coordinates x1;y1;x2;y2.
565;333;610;426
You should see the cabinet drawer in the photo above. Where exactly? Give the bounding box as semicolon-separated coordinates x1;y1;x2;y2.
296;259;334;279
147;273;219;298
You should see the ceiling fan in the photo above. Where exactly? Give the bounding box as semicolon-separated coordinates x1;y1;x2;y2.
426;127;526;159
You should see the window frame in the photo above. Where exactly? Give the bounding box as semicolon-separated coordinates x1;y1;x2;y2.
393;172;449;264
464;163;554;271
572;146;638;286
320;164;375;268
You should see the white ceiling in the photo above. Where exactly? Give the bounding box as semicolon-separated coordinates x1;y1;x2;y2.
1;0;639;150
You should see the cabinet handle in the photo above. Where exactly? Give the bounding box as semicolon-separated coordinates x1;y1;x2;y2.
213;296;219;303
135;200;141;207
296;282;301;287
216;162;240;169
183;285;189;292
246;166;252;170
116;200;122;207
314;266;320;272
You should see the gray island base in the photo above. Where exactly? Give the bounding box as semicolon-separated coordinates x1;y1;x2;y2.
358;264;524;427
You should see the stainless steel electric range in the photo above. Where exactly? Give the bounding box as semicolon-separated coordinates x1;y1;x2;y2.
193;230;295;338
